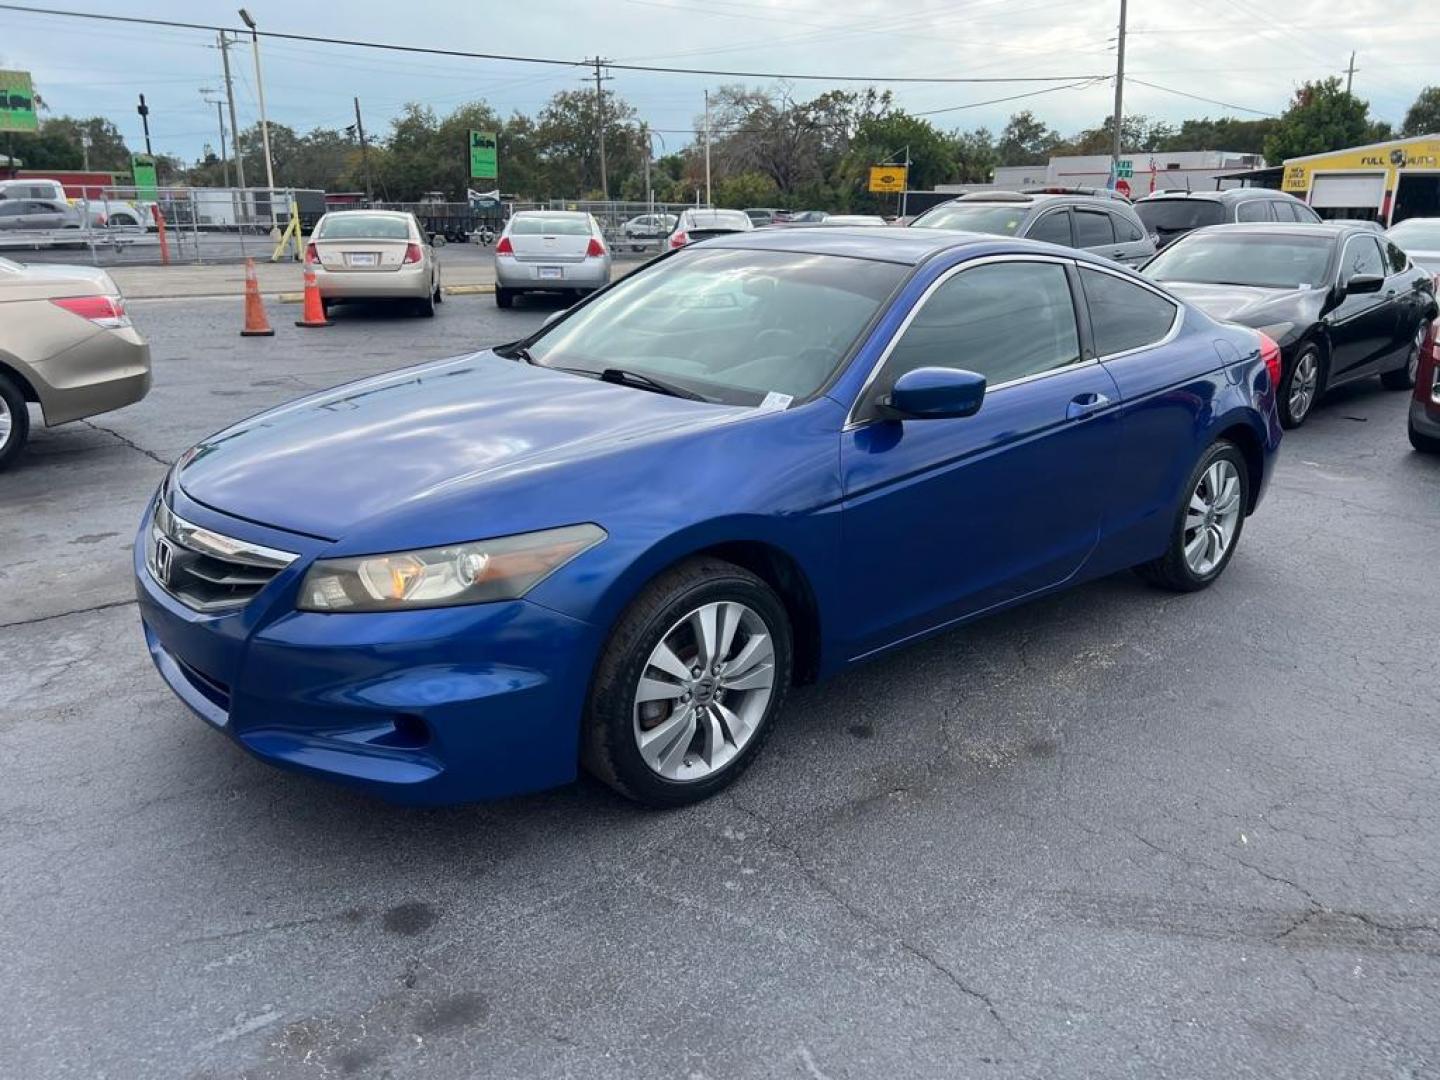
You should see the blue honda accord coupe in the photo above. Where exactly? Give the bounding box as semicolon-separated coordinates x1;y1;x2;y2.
136;228;1282;807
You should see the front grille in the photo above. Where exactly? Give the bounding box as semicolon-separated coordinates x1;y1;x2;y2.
146;497;299;613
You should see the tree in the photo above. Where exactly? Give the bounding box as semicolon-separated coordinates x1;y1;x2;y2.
842;111;956;211
950;127;997;183
3;115;132;173
1157;117;1277;156
996;110;1061;165
1403;87;1440;137
1063;114;1175;155
1263;78;1373;164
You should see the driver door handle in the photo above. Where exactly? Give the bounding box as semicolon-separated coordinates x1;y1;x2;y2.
1067;391;1111;420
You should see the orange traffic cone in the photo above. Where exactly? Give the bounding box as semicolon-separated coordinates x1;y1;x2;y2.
239;258;274;337
295;264;332;328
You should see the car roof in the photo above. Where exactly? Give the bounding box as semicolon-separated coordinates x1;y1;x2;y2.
933;192;1133;212
1137;188;1295;203
1182;222;1363;240
697;226;1061;265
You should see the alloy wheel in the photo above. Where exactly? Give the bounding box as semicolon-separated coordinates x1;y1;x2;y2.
1183;459;1243;577
632;600;776;782
0;395;11;450
1289;351;1319;422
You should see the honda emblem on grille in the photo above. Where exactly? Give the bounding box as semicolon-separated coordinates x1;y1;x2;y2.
154;536;175;586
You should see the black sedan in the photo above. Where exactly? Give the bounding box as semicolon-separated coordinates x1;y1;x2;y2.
1143;223;1437;427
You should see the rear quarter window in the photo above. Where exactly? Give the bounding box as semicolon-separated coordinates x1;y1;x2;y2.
1080;267;1179;356
1235;200;1273;223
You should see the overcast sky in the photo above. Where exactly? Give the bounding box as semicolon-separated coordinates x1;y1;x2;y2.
3;0;1437;164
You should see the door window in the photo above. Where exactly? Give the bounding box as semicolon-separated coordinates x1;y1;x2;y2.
1074;209;1115;247
1235;200;1273;222
1342;235;1385;280
1385;241;1409;274
1112;212;1145;242
1026;210;1072;245
1080;268;1179;356
882;261;1081;390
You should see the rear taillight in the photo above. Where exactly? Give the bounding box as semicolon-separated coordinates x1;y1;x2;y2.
586;237;606;258
495;236;514;255
403;243;423;264
51;295;130;329
669;231;688;249
304;242;319;265
1257;332;1282;393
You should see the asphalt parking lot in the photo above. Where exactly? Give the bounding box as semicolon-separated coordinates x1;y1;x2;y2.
3;291;1439;1079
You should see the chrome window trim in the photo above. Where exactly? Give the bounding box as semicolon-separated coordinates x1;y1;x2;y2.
1077;261;1186;362
846;252;1109;430
153;498;299;569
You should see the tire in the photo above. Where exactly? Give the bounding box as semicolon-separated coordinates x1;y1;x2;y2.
1279;343;1323;428
1381;320;1429;390
1135;440;1250;593
433;281;444;305
1410;418;1440;454
0;369;31;473
416;289;435;317
320;298;332;318
582;557;793;807
495;287;514;309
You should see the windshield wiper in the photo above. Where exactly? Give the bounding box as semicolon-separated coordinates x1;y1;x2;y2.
597;367;708;401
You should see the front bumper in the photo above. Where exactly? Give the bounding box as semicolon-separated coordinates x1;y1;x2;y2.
133;492;601;805
494;255;611;290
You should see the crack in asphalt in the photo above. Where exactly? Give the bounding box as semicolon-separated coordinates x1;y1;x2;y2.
733;802;1020;1046
79;418;171;466
0;596;137;630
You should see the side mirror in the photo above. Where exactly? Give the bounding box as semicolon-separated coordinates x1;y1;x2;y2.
883;366;987;420
1344;273;1384;295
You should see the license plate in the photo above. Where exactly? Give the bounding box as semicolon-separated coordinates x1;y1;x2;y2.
538;266;564;280
347;252;378;267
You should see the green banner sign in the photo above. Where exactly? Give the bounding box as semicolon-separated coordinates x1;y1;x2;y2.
1115;159;1134;179
469;130;498;180
132;154;158;201
0;70;39;134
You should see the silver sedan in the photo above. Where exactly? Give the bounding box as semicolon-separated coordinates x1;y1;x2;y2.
494;211;611;308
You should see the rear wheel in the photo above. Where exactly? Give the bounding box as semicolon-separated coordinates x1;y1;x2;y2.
1135;440;1249;592
1410;417;1440;454
1280;344;1323;428
1382;320;1429;390
495;287;515;309
0;370;31;473
416;288;435;317
582;558;792;807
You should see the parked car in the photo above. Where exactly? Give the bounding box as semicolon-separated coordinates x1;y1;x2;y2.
910;192;1155;266
0;178;113;229
305;210;441;317
495;210;610;307
775;210;827;224
1143;222;1437;427
0;256;151;471
135;228;1279;808
820;215;888;227
667;208;753;248
1387;216;1440;274
0;198;85;235
743;207;785;226
1409;321;1440;453
621;213;677;250
1134;189;1321;249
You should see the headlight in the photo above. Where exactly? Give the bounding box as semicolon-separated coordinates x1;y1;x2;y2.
298;524;606;612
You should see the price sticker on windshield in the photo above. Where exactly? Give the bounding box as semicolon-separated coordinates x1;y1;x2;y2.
758;391;793;411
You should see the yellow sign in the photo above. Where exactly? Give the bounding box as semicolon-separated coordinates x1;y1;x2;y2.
1282;138;1440;194
868;165;908;194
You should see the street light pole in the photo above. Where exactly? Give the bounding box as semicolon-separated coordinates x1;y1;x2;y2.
201;88;230;187
238;8;277;227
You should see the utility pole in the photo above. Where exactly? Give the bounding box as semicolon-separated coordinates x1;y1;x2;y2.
201;88;230;186
1110;0;1127;188
1345;51;1358;94
80;130;91;172
641;122;651;212
590;57;611;201
354;97;374;203
218;31;246;190
136;93;153;155
703;89;712;207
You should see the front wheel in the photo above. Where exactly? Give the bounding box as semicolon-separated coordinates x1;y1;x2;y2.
1381;320;1429;390
582;558;792;807
1135;440;1250;593
1280;344;1322;428
0;369;31;473
1411;417;1440;454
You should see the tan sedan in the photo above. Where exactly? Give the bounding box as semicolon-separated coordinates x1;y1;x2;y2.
305;211;442;317
0;256;151;471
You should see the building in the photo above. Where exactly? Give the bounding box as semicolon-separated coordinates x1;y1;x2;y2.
991;150;1264;196
1281;134;1440;225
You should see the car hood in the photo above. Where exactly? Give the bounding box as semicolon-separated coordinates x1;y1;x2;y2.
1159;281;1320;325
176;351;742;541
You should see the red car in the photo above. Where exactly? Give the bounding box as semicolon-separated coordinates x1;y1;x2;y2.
1411;317;1440;453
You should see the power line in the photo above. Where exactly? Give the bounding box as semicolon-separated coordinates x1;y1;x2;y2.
912;79;1106;118
0;3;1105;83
1126;78;1277;117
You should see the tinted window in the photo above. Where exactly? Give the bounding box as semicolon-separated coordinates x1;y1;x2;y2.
1293;202;1321;223
1134;199;1225;238
1081;268;1178;356
1144;232;1334;289
1113;212;1144;242
0;203;24;217
1235;200;1272;222
1074;209;1115;247
1270;201;1298;222
525;248;905;404
1385;241;1409;273
511;214;591;236
912;203;1028;235
884;262;1080;388
1342;236;1385;279
316;214;412;240
1027;210;1072;245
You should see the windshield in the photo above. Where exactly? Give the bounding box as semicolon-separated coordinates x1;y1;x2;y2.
1134;199;1225;234
1144;232;1333;289
910;203;1028;235
521;248;906;404
512;215;590;236
315;214;411;240
1388;218;1440;250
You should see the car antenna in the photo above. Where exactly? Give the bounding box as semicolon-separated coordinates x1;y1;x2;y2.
1186;176;1192;194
